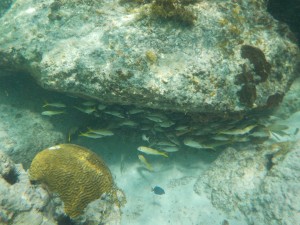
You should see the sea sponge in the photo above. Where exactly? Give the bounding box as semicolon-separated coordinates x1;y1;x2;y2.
29;144;115;218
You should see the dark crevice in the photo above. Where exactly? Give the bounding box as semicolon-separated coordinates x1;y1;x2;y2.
265;154;275;171
57;215;75;225
3;167;19;185
267;0;300;46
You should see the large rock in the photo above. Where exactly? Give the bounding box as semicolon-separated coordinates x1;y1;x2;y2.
0;103;65;168
194;141;300;225
0;0;299;115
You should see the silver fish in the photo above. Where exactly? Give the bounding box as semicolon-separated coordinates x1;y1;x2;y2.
104;111;125;118
87;128;114;136
159;146;179;152
97;104;107;110
183;138;214;150
41;110;65;116
74;106;96;114
43;102;66;108
82;101;97;106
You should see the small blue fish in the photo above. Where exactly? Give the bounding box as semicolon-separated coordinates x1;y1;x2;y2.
152;186;165;195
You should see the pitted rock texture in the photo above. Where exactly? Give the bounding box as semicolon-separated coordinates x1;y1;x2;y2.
194;141;300;225
0;0;299;115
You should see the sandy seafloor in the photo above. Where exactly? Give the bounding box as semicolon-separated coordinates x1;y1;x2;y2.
74;136;244;225
73;109;300;225
0;74;299;225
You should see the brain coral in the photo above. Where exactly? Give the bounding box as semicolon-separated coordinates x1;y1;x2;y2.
29;144;115;218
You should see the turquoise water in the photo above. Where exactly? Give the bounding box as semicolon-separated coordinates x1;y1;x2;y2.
0;71;300;225
0;0;300;224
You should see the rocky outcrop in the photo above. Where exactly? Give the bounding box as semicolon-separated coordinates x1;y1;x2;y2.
0;102;64;168
0;0;299;116
194;141;300;225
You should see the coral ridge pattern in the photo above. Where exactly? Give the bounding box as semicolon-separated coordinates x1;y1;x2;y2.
29;144;115;218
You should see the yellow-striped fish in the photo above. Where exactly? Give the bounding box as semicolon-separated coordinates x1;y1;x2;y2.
43;101;66;108
138;155;153;171
79;132;104;139
137;146;168;158
87;128;114;136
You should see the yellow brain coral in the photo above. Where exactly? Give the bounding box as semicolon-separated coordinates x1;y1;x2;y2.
29;144;114;218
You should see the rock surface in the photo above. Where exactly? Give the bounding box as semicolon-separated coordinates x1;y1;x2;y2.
0;0;299;115
0;102;64;168
194;141;300;225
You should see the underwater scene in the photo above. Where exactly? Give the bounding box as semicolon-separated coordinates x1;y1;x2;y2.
0;0;300;225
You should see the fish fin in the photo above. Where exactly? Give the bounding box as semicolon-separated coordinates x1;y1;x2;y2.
42;100;48;108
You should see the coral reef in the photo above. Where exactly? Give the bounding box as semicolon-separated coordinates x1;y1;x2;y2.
29;144;120;218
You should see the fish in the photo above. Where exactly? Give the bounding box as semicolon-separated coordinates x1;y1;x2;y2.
43;101;66;108
165;134;180;146
175;125;190;131
183;138;215;150
158;120;175;128
119;120;138;127
152;186;165;195
41;110;65;116
137;146;168;157
104;111;125;118
158;146;179;152
97;104;107;110
74;106;96;114
142;134;150;143
68;126;79;142
211;135;231;141
79;132;104;139
220;124;257;135
138;155;153;171
155;141;177;147
128;108;144;114
145;116;164;123
87;128;114;136
82;101;97;106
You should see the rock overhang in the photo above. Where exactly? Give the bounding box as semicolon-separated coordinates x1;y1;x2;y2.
0;0;299;117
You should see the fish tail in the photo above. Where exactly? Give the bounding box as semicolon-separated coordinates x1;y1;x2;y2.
42;100;49;107
146;163;153;171
79;132;85;136
161;152;168;158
